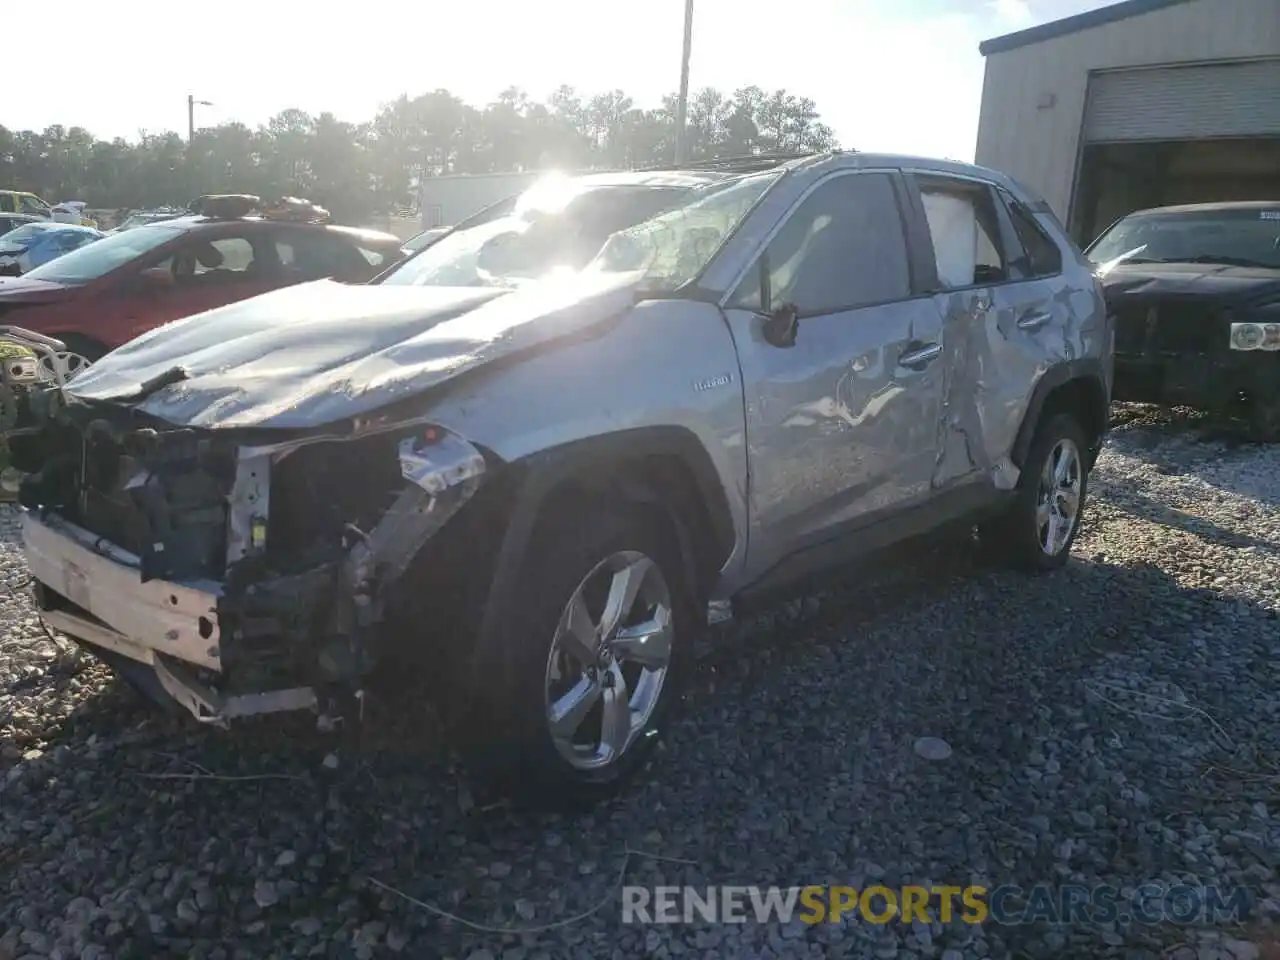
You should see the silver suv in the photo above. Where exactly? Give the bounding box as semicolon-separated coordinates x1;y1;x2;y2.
7;153;1112;807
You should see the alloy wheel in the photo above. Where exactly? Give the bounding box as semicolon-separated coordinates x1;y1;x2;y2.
543;550;674;771
38;350;92;385
1036;437;1082;556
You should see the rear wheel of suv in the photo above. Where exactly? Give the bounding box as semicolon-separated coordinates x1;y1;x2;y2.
459;497;693;809
982;412;1091;572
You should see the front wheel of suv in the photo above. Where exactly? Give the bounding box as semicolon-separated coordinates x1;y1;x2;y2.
459;497;694;809
982;412;1091;572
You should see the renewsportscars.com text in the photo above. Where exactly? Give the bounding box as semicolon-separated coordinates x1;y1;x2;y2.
621;884;1252;926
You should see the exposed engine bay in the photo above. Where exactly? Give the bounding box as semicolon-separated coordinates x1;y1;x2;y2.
3;324;489;724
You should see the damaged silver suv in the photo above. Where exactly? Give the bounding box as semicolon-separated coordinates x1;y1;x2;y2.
7;153;1112;806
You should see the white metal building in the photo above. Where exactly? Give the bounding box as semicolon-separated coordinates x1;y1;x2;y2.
975;0;1280;244
418;172;545;228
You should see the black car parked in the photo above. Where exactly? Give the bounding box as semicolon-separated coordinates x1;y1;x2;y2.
1088;201;1280;437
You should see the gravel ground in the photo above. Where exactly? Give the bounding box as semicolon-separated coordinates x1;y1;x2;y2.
1;406;1278;960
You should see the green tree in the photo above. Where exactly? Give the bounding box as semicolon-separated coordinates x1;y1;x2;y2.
0;83;840;223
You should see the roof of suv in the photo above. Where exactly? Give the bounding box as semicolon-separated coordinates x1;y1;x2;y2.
573;152;1022;189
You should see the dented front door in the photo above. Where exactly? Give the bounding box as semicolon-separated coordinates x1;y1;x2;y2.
725;170;946;565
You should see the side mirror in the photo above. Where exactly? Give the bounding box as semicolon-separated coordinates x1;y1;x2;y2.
761;303;799;349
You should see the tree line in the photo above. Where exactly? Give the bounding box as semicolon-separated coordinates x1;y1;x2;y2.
0;85;838;224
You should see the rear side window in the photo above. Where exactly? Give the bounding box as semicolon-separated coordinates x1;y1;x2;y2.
731;172;911;315
276;231;372;281
0;196;14;214
915;177;1009;289
1005;196;1063;278
356;246;391;268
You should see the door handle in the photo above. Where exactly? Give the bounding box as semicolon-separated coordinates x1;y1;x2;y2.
1017;310;1052;331
899;342;942;369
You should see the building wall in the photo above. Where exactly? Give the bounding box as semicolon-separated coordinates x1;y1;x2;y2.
418;172;545;228
975;0;1280;221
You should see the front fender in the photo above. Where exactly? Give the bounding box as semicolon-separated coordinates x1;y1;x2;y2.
422;297;751;587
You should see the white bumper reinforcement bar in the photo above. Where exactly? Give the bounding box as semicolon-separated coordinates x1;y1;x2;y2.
23;510;317;724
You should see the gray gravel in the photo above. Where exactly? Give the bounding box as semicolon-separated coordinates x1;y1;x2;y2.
2;406;1278;960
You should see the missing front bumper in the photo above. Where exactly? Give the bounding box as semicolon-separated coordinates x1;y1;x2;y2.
24;510;319;724
20;422;491;725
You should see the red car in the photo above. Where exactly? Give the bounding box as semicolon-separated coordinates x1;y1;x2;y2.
0;198;405;379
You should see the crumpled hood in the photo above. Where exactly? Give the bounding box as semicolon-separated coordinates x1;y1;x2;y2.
1101;262;1280;306
64;271;644;430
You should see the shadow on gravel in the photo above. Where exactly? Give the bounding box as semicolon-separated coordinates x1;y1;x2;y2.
9;531;1278;959
1101;485;1280;555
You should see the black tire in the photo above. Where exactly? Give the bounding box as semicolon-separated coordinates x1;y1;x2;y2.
981;412;1091;572
456;497;695;810
53;334;108;363
87;645;185;715
1248;393;1280;443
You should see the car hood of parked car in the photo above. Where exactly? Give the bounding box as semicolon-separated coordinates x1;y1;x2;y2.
62;271;645;431
0;276;75;301
1099;261;1280;306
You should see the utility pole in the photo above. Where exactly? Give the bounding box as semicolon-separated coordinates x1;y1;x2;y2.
187;94;212;143
673;0;695;164
186;95;212;204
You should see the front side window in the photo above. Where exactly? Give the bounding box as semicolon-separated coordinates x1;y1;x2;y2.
152;235;262;284
1087;207;1280;270
916;177;1009;289
23;224;186;283
729;173;911;315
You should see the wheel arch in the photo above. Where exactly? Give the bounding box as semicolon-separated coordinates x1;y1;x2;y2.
472;426;736;666
1012;360;1110;470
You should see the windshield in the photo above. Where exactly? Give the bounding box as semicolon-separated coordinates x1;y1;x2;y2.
587;171;781;290
0;223;54;245
1088;207;1280;269
380;174;773;289
23;224;186;283
116;215;154;230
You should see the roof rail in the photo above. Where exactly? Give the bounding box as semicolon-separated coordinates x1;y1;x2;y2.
637;151;827;174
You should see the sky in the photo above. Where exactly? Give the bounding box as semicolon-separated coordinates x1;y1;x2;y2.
30;0;1122;162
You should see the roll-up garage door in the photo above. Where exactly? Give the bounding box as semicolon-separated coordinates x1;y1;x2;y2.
1084;59;1280;143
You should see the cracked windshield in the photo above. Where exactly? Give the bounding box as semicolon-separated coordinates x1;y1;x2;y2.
380;170;779;290
4;0;1280;958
